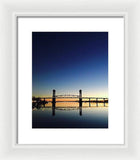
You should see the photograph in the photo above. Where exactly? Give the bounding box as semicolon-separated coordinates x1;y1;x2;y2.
32;32;108;128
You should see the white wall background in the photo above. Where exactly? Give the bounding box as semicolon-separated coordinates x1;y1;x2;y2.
0;0;140;159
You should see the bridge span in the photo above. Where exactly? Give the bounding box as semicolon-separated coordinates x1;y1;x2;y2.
33;90;108;106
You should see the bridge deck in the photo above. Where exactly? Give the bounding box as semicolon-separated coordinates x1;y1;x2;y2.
33;97;108;99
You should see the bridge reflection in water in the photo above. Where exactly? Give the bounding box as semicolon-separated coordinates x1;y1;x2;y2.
32;90;108;116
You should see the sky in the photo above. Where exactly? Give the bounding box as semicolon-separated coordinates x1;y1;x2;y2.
32;32;108;97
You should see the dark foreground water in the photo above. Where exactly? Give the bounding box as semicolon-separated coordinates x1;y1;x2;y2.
32;102;108;128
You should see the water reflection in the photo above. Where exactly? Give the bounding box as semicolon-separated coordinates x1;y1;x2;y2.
79;106;82;116
52;106;55;116
32;102;108;128
33;101;108;108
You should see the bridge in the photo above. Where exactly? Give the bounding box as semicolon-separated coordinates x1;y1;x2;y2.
33;90;108;106
32;90;108;116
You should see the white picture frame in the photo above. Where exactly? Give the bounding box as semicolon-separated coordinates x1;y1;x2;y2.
1;0;140;159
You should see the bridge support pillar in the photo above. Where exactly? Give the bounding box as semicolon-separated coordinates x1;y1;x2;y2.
104;98;105;107
52;89;56;116
89;98;91;107
79;90;82;107
96;98;98;107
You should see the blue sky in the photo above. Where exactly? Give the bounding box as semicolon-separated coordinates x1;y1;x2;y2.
32;32;108;97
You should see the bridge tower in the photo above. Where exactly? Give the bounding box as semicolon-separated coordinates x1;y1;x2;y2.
79;89;82;107
52;89;56;115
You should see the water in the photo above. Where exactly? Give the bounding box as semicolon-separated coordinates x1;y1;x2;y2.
32;102;108;128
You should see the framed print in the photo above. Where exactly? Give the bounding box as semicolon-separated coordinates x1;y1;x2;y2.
17;16;124;144
2;0;140;158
